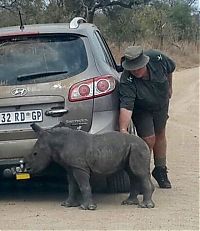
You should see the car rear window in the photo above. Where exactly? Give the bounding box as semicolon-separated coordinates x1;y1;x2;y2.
0;34;88;85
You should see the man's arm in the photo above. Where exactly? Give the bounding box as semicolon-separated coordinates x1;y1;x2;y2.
119;108;133;133
160;52;175;99
168;73;173;98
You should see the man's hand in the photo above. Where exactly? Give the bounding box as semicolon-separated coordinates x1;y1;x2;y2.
120;128;129;134
119;108;133;134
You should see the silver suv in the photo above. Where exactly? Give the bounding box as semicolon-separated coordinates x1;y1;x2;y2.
0;18;129;192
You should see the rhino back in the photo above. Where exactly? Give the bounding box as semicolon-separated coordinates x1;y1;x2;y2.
86;132;134;174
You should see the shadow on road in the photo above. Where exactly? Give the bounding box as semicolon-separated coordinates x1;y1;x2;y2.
0;177;67;202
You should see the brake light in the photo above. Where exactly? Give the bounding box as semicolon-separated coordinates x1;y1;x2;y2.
69;75;116;102
96;79;110;92
79;84;91;96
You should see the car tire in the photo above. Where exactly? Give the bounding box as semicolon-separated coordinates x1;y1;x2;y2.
90;174;107;193
106;170;130;193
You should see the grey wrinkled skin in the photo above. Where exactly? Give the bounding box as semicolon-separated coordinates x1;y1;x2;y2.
24;123;155;210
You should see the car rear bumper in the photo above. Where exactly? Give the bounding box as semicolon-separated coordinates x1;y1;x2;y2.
0;138;37;159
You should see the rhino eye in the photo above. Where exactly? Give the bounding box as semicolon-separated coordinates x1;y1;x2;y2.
33;152;37;156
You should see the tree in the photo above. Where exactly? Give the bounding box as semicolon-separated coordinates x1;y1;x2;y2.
0;0;47;26
97;8;138;50
69;0;152;23
168;0;193;41
0;0;18;10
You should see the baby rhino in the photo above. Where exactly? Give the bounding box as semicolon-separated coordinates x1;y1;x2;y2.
24;123;155;210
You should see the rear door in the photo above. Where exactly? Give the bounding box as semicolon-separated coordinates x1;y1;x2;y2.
0;33;94;142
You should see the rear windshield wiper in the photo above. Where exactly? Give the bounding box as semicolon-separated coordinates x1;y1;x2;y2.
17;70;68;81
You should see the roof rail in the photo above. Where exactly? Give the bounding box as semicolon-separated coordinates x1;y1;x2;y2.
69;17;87;29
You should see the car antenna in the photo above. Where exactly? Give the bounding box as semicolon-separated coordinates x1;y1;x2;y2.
19;10;24;31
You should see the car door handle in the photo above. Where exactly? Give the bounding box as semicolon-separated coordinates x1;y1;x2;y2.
45;109;68;116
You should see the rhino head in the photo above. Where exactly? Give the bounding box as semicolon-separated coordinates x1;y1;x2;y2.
24;123;52;174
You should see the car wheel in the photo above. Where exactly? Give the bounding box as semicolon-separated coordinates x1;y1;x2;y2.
90;174;107;193
106;170;130;193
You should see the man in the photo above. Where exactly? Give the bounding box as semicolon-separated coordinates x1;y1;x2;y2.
119;46;176;188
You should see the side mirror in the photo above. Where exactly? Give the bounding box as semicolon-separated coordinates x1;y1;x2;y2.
116;65;124;72
116;56;125;72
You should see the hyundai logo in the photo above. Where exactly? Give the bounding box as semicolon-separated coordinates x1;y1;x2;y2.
11;88;28;97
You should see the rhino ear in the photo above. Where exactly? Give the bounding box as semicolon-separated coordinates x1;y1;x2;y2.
30;123;44;134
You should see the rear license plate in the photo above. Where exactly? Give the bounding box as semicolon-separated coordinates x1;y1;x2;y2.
0;110;43;125
16;173;30;180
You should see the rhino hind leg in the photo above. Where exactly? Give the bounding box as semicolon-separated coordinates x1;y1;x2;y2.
135;174;155;208
128;146;155;208
126;171;155;208
138;176;155;208
121;171;139;205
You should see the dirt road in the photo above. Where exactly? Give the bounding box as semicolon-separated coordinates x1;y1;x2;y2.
0;67;199;230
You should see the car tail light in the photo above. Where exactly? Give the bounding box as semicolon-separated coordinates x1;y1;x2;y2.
69;75;116;102
79;84;91;97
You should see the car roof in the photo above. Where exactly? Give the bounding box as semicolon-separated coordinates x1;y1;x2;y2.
0;18;98;37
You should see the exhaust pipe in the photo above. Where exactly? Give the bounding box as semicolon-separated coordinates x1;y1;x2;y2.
3;168;14;178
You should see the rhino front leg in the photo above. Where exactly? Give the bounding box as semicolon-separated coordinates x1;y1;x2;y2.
61;171;80;207
73;168;97;210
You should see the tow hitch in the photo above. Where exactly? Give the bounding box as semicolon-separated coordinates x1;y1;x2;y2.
3;159;30;180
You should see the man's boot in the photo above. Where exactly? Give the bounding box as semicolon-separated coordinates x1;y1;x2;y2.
152;166;172;188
